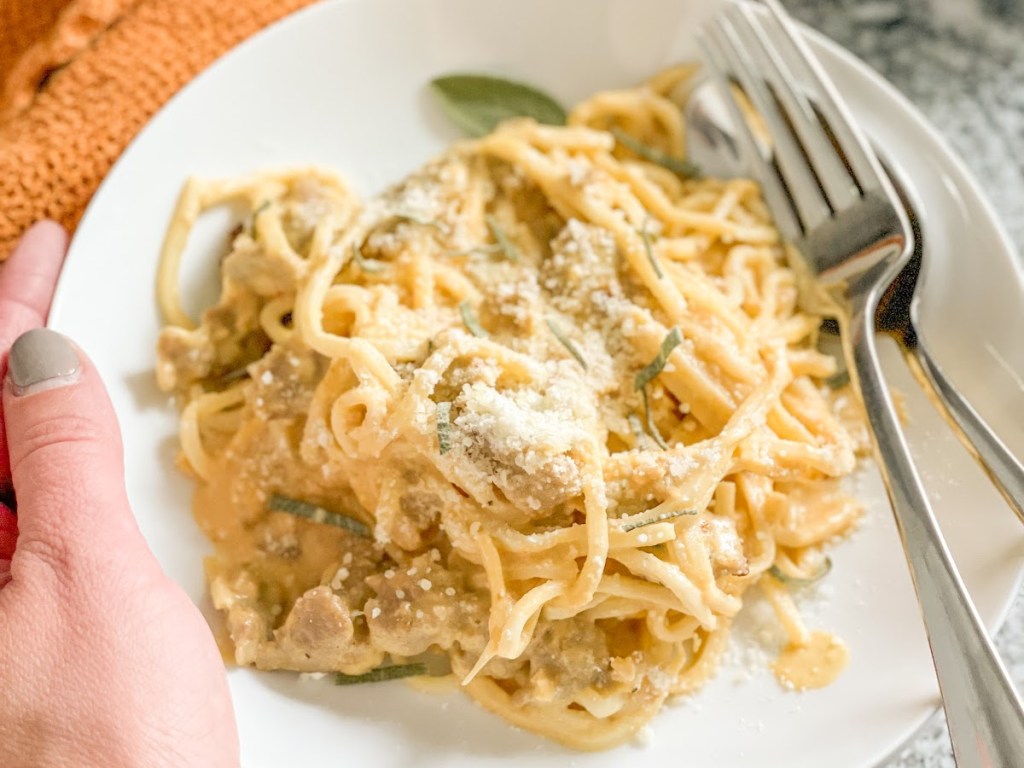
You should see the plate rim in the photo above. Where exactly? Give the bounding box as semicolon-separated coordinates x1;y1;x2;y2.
45;2;1024;766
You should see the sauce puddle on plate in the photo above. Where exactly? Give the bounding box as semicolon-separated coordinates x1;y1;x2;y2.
773;630;849;691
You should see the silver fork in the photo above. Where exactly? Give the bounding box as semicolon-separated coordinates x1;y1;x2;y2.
687;79;1024;530
686;77;1024;529
876;199;1024;528
699;2;1024;765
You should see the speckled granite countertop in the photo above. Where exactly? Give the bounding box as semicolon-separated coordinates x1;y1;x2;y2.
785;1;1024;765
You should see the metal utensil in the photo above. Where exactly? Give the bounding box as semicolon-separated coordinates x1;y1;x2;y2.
686;77;1024;529
875;190;1024;527
698;2;1024;765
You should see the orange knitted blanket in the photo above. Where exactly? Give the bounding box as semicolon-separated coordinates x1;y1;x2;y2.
0;0;319;259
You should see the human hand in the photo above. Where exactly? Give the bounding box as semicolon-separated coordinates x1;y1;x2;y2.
0;222;240;767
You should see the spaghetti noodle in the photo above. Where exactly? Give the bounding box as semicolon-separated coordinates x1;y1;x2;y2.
155;68;864;750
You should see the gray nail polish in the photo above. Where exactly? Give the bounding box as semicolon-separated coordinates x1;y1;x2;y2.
7;328;81;397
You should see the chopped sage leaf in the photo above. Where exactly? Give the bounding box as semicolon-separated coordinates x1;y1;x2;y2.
445;244;503;258
627;413;646;445
638;219;664;279
436;401;453;455
485;214;521;262
611;128;700;178
634;327;683;391
430;74;567;137
769;557;833;586
458;301;488;338
641;387;669;450
335;663;428;685
621;507;698;533
545;317;588;370
352;243;387;273
269;494;371;538
392;209;444;230
211;365;251;387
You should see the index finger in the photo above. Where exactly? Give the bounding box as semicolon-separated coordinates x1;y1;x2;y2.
0;220;69;491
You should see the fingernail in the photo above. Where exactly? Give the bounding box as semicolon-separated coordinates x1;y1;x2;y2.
7;328;81;397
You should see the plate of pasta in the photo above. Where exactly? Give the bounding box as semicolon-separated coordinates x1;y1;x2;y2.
48;0;1024;766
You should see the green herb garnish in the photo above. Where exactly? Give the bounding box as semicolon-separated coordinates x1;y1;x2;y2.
641;387;669;450
446;217;521;260
611;128;700;179
638;218;664;279
635;327;683;391
445;244;503;258
620;507;698;533
430;74;567;137
485;214;521;262
627;413;646;444
769;558;833;586
211;365;251;387
436;401;453;455
392;209;444;230
545;317;587;370
269;494;371;538
335;663;428;685
458;301;488;338
352;243;387;273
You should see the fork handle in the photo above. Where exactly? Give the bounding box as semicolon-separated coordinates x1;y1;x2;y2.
847;303;1024;768
905;343;1024;528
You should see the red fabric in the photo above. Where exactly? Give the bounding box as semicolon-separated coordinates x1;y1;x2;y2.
0;501;18;560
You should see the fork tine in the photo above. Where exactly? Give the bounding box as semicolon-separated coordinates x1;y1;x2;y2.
698;28;803;243
760;0;887;195
707;9;831;234
728;2;860;212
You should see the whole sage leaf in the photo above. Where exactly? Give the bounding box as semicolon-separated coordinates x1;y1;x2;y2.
430;74;567;136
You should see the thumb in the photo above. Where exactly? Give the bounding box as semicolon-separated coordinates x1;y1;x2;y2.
3;328;145;582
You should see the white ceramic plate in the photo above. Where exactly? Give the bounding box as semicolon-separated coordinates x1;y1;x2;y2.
49;1;1024;766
